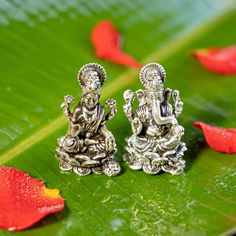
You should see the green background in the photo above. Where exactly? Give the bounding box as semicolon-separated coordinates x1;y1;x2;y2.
0;0;236;235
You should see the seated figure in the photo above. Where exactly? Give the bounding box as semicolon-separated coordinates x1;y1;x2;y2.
55;63;121;176
123;63;187;175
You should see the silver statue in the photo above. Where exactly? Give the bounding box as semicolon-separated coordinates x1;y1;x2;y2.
123;63;187;175
55;63;121;176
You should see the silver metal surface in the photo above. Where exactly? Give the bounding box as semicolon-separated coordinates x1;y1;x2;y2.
123;63;187;175
55;63;121;176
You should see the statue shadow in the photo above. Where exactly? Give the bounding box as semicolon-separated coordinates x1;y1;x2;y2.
177;95;231;172
181;124;208;173
22;205;69;232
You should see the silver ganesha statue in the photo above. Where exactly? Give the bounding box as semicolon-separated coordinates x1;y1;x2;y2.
123;63;187;175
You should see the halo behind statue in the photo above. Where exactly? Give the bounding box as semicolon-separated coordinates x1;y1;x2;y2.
140;63;166;85
78;63;106;87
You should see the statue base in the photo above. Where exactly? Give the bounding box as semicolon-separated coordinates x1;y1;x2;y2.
55;147;121;177
123;142;187;175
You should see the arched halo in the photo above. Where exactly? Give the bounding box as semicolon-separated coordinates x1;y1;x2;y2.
78;63;106;87
139;63;166;85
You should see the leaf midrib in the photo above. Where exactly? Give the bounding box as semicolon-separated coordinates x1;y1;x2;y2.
0;9;232;164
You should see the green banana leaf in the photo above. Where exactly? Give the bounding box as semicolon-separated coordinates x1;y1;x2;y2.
0;0;236;235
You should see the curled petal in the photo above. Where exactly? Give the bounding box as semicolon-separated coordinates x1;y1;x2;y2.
0;166;64;231
91;20;141;69
193;122;236;153
191;46;236;74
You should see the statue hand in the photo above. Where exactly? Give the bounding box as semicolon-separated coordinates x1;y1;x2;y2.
60;95;74;119
105;99;117;122
64;95;74;104
123;104;132;117
131;117;142;135
171;117;178;125
172;90;183;117
123;90;135;103
106;99;117;113
105;136;116;153
70;123;80;137
61;95;74;108
84;138;99;145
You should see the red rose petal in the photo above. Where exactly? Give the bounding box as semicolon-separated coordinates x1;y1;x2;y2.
191;46;236;74
193;122;236;153
91;20;141;69
0;166;64;231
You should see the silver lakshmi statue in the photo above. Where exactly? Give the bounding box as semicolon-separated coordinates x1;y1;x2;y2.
55;63;121;176
123;63;187;175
